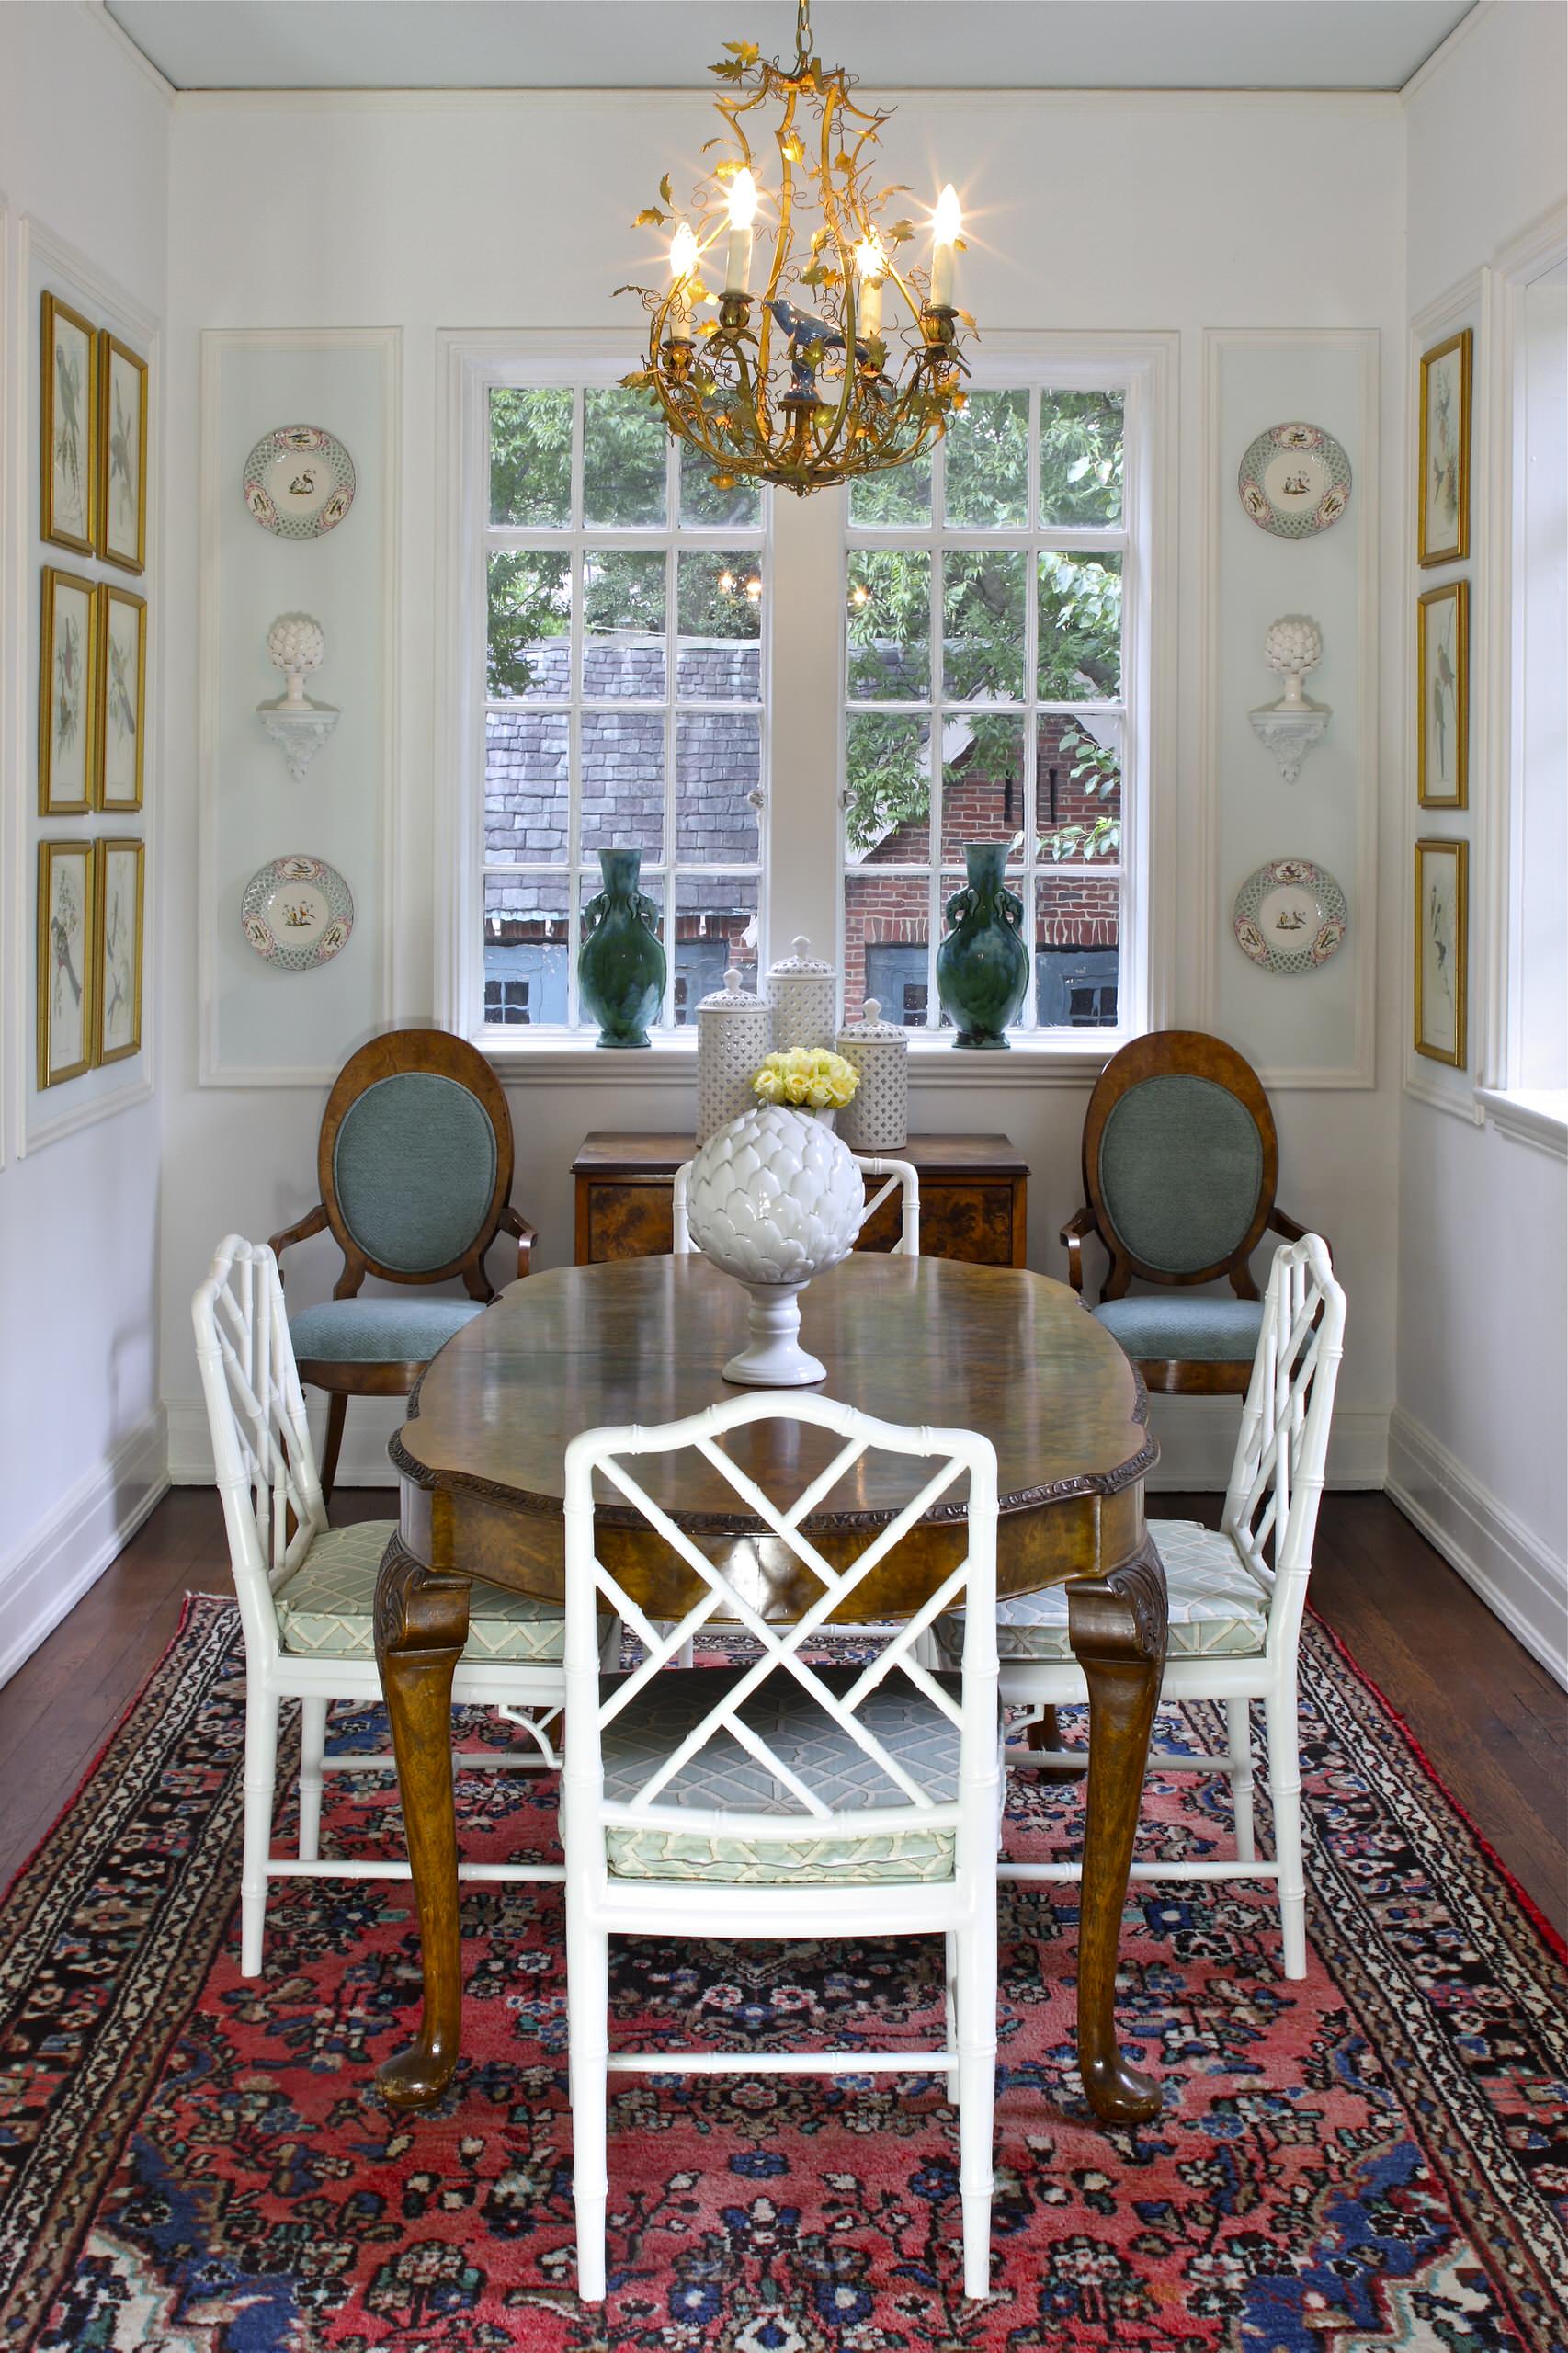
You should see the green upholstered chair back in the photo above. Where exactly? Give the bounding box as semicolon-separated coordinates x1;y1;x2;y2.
330;1071;500;1276
1096;1074;1265;1277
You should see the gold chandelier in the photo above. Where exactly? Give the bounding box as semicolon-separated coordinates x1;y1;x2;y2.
619;0;974;497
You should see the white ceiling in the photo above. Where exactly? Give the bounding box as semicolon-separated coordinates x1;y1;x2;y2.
104;0;1478;94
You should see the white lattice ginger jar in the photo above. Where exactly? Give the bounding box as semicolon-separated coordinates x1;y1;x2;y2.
837;997;909;1152
767;934;837;1051
696;966;773;1146
686;1105;865;1383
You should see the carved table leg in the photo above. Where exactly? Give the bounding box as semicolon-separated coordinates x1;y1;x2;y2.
374;1530;472;2110
1025;1705;1086;1779
1068;1539;1168;2126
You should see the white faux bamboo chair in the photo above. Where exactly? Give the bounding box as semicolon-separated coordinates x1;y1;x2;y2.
673;1153;921;1256
192;1234;578;1974
562;1392;1000;2303
946;1232;1345;1980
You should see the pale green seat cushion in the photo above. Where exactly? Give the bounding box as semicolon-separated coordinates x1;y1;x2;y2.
599;1664;964;1885
333;1072;498;1274
1094;1292;1264;1364
1098;1074;1263;1275
274;1519;569;1662
289;1295;485;1367
942;1521;1269;1665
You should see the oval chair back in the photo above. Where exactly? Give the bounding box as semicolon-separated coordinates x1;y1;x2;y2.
1222;1231;1346;1660
1085;1031;1279;1296
317;1030;517;1297
191;1234;324;1665
671;1153;921;1256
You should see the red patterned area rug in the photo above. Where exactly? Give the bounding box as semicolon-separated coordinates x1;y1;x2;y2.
1;1594;1563;2352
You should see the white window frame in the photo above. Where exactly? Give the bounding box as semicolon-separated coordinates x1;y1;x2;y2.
440;331;1174;1078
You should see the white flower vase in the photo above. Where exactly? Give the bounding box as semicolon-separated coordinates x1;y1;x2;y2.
686;1104;865;1385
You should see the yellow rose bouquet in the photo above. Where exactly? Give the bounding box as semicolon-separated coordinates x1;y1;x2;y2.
751;1046;860;1112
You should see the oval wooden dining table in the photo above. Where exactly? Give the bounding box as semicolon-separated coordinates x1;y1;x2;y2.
373;1253;1169;2127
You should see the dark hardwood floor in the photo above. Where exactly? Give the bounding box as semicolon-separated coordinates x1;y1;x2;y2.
2;1487;1563;1938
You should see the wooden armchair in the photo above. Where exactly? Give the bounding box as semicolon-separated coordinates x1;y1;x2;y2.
1061;1030;1320;1396
269;1029;536;1496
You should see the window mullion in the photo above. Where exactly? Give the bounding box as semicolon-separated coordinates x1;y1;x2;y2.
565;391;585;1028
927;488;945;1030
662;536;678;1030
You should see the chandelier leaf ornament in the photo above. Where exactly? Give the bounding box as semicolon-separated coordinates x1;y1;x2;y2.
617;0;974;497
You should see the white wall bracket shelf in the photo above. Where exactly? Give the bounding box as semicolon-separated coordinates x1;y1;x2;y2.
1249;702;1329;784
257;701;340;783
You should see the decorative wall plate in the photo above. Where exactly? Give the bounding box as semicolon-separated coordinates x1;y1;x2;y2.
241;854;354;969
1237;423;1352;539
242;425;356;539
1233;857;1347;975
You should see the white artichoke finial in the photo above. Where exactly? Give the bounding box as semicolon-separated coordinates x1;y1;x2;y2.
1264;614;1322;709
267;612;325;709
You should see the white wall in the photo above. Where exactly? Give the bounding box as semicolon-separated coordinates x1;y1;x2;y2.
0;2;171;1680
156;84;1407;1492
1391;0;1568;1678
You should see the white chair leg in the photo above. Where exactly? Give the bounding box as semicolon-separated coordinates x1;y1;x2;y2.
955;1906;996;2301
1265;1688;1308;1979
1225;1697;1256;1864
944;1929;960;2103
240;1684;280;1977
570;1920;611;2303
298;1696;328;1863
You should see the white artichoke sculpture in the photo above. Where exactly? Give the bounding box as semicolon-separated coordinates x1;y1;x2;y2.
1263;614;1322;709
686;1103;865;1383
267;612;325;709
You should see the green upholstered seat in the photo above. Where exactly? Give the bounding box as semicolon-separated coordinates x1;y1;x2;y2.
943;1520;1271;1664
332;1072;499;1275
1093;1292;1264;1364
598;1664;965;1885
1097;1073;1264;1275
274;1520;569;1661
289;1295;485;1366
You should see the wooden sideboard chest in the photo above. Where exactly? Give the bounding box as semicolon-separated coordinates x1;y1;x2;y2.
572;1131;1029;1267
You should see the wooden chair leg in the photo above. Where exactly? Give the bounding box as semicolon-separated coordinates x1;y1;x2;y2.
320;1392;348;1503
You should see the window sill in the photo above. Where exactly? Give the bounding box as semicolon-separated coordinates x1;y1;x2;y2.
478;1031;1126;1086
1474;1086;1568;1161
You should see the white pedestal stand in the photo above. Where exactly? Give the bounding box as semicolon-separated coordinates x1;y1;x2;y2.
722;1279;825;1386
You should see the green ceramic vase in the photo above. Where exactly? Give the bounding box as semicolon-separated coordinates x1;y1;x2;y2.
936;843;1029;1050
578;847;666;1049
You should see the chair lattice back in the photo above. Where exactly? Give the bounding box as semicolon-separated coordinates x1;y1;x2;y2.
672;1154;920;1256
562;1393;996;1865
1221;1233;1346;1641
192;1235;325;1652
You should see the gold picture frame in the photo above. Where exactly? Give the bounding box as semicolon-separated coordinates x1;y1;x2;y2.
94;837;145;1066
96;331;148;574
1418;327;1471;567
41;292;97;555
40;566;98;815
37;839;97;1089
1414;837;1469;1069
1416;579;1469;809
95;582;147;813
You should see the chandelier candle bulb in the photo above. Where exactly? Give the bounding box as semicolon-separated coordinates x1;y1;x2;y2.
668;222;699;340
724;168;758;295
853;237;884;343
929;184;962;311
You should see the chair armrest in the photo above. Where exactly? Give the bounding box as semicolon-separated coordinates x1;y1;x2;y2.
500;1202;538;1279
267;1203;329;1282
1267;1205;1329;1261
1060;1205;1097;1296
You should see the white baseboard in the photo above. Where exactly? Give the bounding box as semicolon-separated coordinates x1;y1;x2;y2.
0;1406;170;1690
167;1392;404;1488
1386;1406;1568;1688
1145;1397;1387;1494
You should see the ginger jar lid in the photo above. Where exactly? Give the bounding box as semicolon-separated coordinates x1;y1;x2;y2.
768;933;834;977
838;997;905;1044
699;964;767;1012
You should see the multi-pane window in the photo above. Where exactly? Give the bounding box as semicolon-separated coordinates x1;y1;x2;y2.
482;385;767;1033
841;387;1130;1033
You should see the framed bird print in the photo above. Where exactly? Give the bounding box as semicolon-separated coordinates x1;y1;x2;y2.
1418;327;1471;567
96;583;146;812
1417;579;1468;808
94;838;145;1065
1415;838;1469;1069
96;333;148;573
37;840;96;1089
39;567;97;815
41;293;97;554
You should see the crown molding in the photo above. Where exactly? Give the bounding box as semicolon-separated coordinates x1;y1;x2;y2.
1399;0;1494;104
169;84;1403;117
83;0;177;105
